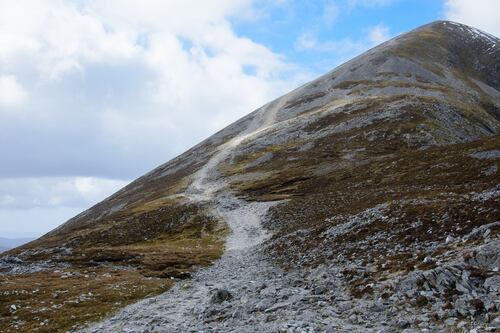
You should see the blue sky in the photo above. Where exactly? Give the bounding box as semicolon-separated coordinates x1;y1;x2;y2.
0;0;499;239
233;0;443;73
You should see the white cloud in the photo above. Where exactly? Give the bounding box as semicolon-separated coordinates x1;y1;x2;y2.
368;24;390;45
0;0;302;178
0;175;127;238
295;23;392;59
323;2;340;27
295;31;366;53
0;0;139;79
347;0;395;8
0;206;83;238
0;75;27;108
0;177;127;209
444;0;500;37
0;0;306;236
295;33;319;50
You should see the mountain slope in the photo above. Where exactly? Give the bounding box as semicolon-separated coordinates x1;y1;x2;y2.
1;20;499;332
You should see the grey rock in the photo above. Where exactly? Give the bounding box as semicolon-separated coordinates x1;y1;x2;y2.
423;256;434;264
483;276;500;292
246;152;274;168
455;298;471;317
470;150;500;159
254;298;273;312
312;285;328;295
444;317;457;325
210;289;233;304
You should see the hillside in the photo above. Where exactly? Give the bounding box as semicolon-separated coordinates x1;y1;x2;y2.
1;20;499;332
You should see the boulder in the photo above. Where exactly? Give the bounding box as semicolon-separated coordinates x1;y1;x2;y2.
210;289;233;304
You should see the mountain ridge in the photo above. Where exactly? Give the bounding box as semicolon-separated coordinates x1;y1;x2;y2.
36;20;500;239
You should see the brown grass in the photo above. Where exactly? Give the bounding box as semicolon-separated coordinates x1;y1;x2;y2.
0;268;172;333
1;204;228;332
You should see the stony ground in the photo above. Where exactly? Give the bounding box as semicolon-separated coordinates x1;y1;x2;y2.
80;205;499;333
79;50;499;331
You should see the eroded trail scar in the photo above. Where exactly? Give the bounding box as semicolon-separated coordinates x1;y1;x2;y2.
80;93;294;333
187;96;286;200
185;95;290;249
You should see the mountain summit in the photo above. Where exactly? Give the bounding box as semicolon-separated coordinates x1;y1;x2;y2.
1;21;499;332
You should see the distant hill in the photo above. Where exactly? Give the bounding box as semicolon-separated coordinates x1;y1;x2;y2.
0;237;33;252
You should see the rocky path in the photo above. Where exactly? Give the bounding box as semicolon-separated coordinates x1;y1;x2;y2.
80;94;313;332
78;93;463;333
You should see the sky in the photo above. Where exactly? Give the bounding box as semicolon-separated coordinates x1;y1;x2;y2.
0;0;499;239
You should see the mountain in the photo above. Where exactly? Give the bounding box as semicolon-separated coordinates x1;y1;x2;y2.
1;21;499;333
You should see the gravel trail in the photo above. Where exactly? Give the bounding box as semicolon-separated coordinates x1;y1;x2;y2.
80;94;303;333
79;91;402;333
75;88;482;333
